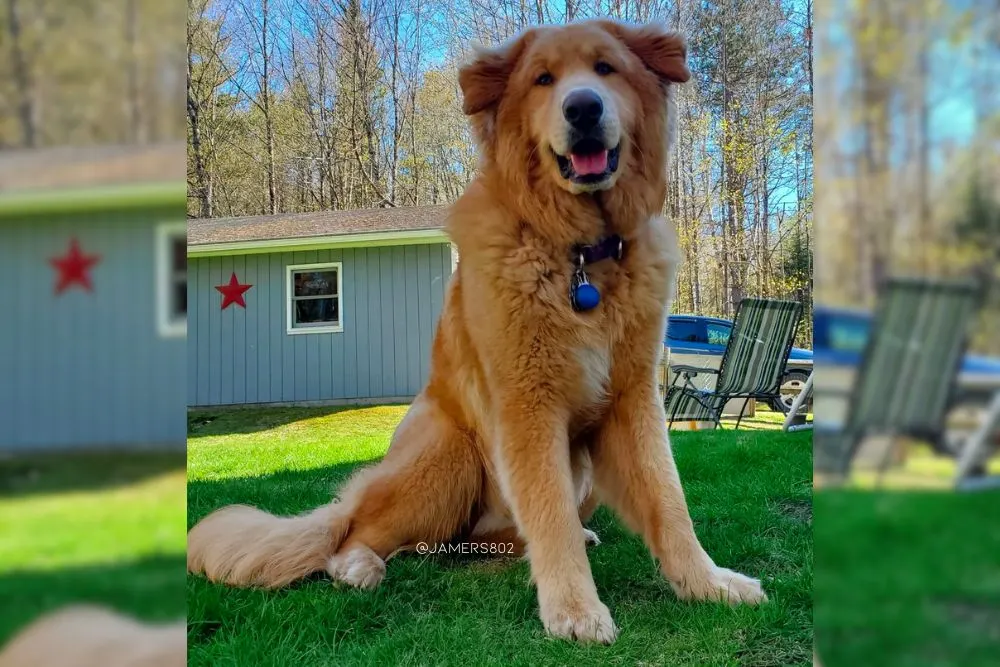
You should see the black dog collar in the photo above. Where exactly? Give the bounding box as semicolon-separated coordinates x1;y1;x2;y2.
569;234;625;312
572;234;625;266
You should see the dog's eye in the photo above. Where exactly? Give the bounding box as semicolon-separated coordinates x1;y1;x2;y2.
594;61;615;76
535;72;554;86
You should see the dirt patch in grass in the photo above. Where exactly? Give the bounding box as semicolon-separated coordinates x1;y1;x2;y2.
187;414;218;432
778;498;813;524
942;600;1000;640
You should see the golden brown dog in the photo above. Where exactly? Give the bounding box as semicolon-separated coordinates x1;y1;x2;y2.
188;19;767;643
0;607;185;667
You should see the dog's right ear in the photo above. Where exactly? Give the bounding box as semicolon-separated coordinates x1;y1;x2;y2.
599;21;690;85
458;36;529;116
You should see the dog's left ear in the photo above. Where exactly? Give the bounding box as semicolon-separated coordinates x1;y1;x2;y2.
601;22;691;84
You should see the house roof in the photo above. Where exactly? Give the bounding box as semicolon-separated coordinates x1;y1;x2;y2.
188;205;450;251
0;142;185;216
0;142;184;193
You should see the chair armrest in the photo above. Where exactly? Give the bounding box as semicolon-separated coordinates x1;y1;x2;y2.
670;365;719;376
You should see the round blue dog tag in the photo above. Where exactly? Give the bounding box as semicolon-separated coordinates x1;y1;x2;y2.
573;282;600;311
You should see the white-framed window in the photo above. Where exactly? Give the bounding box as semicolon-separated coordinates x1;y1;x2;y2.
156;222;187;337
286;261;343;334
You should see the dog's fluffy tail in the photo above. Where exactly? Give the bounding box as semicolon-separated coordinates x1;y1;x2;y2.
187;502;349;588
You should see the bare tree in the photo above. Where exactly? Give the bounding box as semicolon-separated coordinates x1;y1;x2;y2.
6;0;37;147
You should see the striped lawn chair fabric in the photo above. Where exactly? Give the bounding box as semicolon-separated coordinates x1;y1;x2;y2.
665;298;803;428
664;388;719;422
715;299;803;397
819;278;982;478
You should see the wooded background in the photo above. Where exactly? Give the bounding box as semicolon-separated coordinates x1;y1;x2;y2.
0;0;185;148
183;0;815;342
0;0;814;343
815;0;1000;353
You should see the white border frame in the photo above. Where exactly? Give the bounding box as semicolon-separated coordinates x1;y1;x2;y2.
156;222;187;338
286;261;344;335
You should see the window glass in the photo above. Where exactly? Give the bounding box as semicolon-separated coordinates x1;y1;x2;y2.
290;266;340;329
169;237;186;317
294;270;338;297
667;320;703;343
173;282;187;317
295;298;339;325
172;237;186;273
829;316;869;352
158;228;186;336
706;323;731;346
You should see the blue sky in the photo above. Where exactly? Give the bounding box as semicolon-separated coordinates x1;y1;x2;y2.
820;0;990;175
209;0;812;215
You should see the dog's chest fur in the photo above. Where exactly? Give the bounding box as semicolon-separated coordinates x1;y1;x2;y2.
570;342;612;419
573;343;611;398
457;211;678;425
563;222;676;420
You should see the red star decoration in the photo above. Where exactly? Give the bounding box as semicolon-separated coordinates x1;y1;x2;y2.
216;272;252;310
50;238;100;295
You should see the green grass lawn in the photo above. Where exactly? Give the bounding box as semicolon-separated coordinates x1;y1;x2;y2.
815;488;1000;667
0;451;187;644
188;405;812;666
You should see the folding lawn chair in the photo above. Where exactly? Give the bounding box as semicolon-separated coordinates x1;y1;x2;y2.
665;298;803;430
783;370;814;432
812;278;984;482
954;390;1000;490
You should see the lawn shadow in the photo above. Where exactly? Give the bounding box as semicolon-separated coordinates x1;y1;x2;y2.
187;403;409;439
0;450;185;499
0;553;187;644
187;460;375;526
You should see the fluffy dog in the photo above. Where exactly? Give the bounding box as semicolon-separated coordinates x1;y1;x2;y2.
0;607;185;667
188;19;767;643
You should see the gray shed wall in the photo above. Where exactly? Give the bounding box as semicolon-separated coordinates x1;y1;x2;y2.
0;208;187;450
187;243;453;407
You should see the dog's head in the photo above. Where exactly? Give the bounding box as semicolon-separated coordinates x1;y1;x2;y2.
459;20;690;195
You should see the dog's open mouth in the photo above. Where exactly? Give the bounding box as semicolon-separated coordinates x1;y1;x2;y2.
554;140;620;184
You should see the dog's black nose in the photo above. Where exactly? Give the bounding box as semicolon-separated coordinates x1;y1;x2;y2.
562;89;604;131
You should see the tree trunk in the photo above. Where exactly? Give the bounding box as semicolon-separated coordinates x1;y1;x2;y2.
187;38;212;218
262;0;277;215
7;0;37;148
125;0;144;143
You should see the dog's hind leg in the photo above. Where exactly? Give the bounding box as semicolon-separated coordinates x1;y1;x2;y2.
326;396;482;589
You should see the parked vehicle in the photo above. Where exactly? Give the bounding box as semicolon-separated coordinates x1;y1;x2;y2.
812;305;1000;430
664;314;813;412
813;305;1000;378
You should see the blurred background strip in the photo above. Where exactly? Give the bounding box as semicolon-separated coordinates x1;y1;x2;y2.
814;0;1000;664
0;0;187;661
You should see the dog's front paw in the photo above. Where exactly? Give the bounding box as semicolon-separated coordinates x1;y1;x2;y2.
540;595;618;644
673;566;767;606
582;528;601;547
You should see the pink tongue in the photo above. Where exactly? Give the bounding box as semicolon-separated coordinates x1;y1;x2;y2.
570;150;608;176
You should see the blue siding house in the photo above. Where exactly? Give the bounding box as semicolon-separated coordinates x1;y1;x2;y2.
186;205;454;407
0;144;187;451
